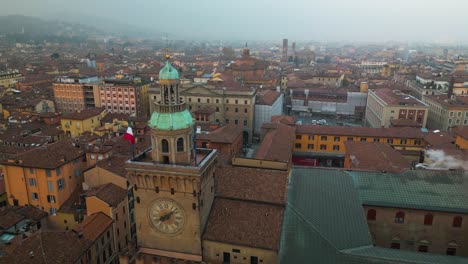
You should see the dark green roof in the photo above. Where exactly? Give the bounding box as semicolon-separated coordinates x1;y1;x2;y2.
345;170;468;213
159;61;179;80
279;167;468;264
148;109;193;131
344;246;468;264
279;168;372;264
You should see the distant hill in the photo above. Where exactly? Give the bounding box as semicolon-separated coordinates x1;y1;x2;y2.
0;14;168;43
0;15;102;35
46;13;166;40
0;15;105;43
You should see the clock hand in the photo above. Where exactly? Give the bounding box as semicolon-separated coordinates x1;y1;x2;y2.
159;213;170;222
159;208;177;222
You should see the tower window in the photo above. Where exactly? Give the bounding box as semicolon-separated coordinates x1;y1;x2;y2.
177;138;184;152
161;139;169;153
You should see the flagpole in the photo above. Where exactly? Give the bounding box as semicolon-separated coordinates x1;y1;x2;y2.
128;118;135;160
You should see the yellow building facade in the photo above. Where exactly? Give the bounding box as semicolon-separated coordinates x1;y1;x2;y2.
455;130;468;149
293;127;425;155
61;107;107;137
0;71;24;88
202;240;277;264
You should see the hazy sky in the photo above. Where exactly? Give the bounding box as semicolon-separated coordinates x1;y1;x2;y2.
1;0;467;42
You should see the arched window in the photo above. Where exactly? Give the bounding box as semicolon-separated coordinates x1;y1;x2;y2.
395;211;405;224
424;213;433;226
453;216;463;228
367;209;376;221
161;139;169;153
177;138;184;152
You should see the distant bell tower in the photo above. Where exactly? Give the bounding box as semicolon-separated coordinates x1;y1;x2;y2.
149;55;194;165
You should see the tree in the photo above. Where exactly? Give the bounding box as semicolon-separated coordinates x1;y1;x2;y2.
50;52;60;60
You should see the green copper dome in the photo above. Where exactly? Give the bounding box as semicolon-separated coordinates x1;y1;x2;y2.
148;109;193;131
159;61;179;80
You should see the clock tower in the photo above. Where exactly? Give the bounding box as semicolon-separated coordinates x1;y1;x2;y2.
126;56;217;262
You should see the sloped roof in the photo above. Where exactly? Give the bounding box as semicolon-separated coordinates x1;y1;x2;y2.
256;123;295;162
85;183;127;207
0;139;84;169
346;170;468;213
279;168;468;264
61;107;105;121
344;141;411;173
72;212;113;242
203;198;283;251
216;166;288;205
0;231;90;264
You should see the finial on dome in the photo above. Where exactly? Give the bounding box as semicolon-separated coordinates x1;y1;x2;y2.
165;54;171;60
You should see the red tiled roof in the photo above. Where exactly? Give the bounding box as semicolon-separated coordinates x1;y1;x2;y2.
344;141;411;173
95;155;129;177
0;231;90;264
0;208;24;229
255;89;281;105
72;212;113;242
390;118;422;128
216;166;288;205
371;88;426;106
196;124;243;144
85;183;127;207
423;131;455;148
1;139;85;169
61;107;105;120
256;123;295;162
271;115;296;125
203;198;283;251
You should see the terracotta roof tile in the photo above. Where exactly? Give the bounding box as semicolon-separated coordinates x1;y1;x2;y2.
216;166;288;205
95;155;129;178
271;115;296;125
0;208;24;229
203;198;283;251
0;139;85;169
61;107;105;120
255;89;281;105
72;212;113;242
390;118;422;127
85;183;127;207
196;124;243;144
0;231;90;264
256;123;295;162
344;141;411;173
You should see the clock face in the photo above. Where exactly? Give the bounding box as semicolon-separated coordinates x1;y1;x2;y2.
149;198;186;235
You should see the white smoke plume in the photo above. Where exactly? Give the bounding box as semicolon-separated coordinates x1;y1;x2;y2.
424;149;468;171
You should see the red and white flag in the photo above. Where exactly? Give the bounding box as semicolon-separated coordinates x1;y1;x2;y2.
124;126;135;144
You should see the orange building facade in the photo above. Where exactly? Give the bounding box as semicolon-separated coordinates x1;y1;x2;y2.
53;76;99;113
0;140;86;228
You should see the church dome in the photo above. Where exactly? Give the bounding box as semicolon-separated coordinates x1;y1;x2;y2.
159;60;179;80
148;109;193;131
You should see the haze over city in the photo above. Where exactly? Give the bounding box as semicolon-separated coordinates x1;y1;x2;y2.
1;1;468;263
1;0;467;42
